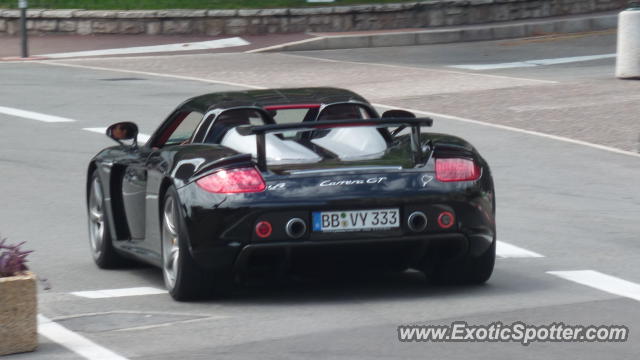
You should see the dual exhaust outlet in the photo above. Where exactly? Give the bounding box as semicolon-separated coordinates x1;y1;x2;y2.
286;212;443;237
257;211;454;239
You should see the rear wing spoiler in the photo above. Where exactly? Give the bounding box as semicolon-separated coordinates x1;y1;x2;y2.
236;117;433;171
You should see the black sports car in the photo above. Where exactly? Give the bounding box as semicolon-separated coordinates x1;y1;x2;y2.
86;87;496;301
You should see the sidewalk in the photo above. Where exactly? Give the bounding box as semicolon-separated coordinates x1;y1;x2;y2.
0;11;618;60
254;11;618;52
0;33;313;59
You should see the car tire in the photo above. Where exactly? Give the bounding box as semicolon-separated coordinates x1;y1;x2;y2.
87;170;128;269
426;239;496;285
161;186;218;301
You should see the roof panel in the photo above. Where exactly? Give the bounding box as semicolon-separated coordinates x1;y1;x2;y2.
181;87;368;113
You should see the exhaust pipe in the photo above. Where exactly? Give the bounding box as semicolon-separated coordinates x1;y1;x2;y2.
407;211;428;232
285;218;307;239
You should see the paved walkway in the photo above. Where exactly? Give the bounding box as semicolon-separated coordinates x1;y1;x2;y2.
0;32;313;59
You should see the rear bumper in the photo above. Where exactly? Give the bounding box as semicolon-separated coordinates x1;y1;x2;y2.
191;231;493;275
178;177;496;273
235;233;465;274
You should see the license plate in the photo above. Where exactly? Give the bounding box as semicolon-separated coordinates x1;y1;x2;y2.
312;209;400;232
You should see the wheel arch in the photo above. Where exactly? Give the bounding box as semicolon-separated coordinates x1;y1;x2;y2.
107;163;131;240
86;161;98;206
87;161;130;250
158;177;175;224
158;177;201;262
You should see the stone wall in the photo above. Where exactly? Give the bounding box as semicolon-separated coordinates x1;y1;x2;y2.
0;0;629;36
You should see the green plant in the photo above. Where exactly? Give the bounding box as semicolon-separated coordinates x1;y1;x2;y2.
0;237;32;278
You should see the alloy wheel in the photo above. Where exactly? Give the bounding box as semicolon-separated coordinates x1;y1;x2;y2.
88;177;105;259
162;196;180;290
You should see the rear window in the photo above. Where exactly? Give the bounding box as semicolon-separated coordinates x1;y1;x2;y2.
265;103;374;139
203;104;418;169
271;108;311;124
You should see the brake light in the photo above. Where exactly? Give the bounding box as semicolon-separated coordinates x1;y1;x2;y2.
196;167;266;193
255;221;273;238
437;211;455;229
435;158;481;182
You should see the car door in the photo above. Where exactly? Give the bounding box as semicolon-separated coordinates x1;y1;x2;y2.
139;110;205;259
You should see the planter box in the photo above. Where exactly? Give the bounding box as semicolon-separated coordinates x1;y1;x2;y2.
0;272;37;356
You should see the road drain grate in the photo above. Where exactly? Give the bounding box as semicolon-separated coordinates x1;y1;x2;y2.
55;312;206;332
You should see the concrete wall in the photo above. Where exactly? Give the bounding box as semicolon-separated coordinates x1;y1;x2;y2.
0;0;629;36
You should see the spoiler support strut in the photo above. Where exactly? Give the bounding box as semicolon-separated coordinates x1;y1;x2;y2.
410;124;422;166
256;132;267;172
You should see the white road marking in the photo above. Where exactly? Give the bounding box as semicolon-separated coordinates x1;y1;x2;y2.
246;36;325;54
38;61;266;89
114;316;228;332
0;59;45;63
284;53;558;84
71;287;167;299
451;62;538;70
38;314;129;360
0;105;76;123
83;127;151;143
33;60;640;158
496;241;544;258
449;53;616;70
40;38;250;59
372;103;640;159
548;270;640;302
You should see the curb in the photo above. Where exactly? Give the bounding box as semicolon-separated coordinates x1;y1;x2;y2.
253;12;618;52
0;56;49;61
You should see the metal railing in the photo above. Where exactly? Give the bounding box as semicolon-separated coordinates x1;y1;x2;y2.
0;1;236;9
0;0;344;10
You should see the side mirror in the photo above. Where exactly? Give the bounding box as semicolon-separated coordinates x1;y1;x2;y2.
106;122;139;145
381;109;416;119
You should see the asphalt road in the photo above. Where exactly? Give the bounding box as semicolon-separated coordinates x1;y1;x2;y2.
1;32;639;359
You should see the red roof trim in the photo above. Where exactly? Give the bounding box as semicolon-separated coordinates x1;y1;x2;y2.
264;104;321;110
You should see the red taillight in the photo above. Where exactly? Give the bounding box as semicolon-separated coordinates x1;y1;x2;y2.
435;158;481;182
196;167;266;194
255;221;272;238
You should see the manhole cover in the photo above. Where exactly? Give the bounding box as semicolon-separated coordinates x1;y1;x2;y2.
56;312;205;332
